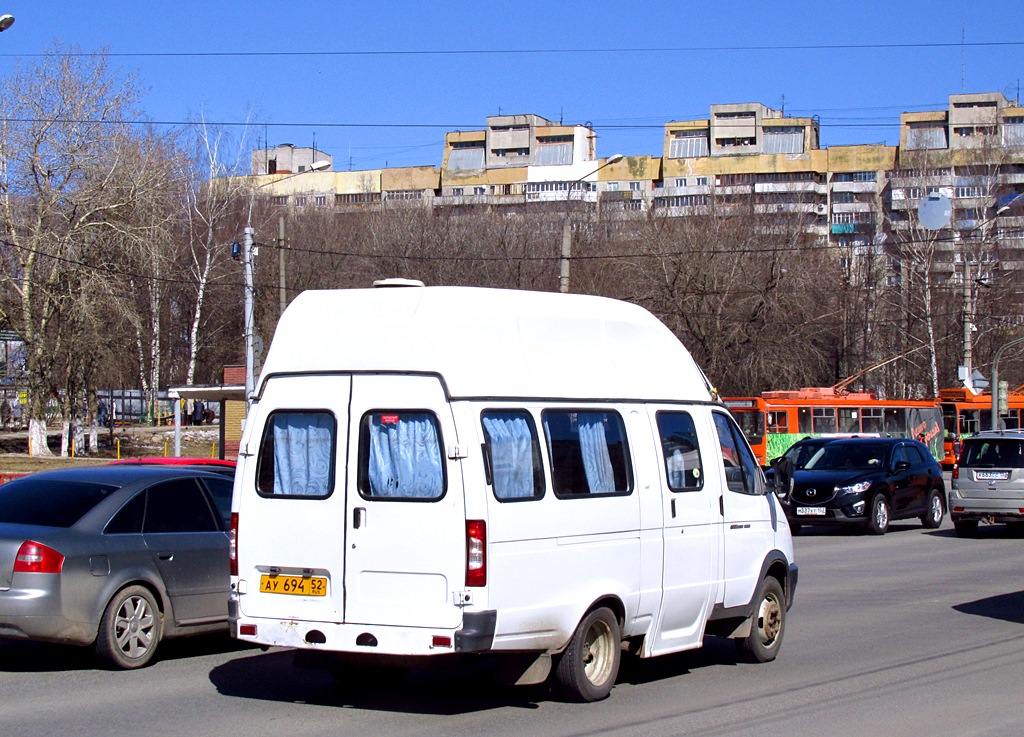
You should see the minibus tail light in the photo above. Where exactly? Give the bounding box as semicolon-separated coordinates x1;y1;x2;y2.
229;513;238;577
466;520;486;587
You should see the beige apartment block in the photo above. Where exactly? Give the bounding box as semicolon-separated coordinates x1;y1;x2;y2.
238;92;1024;280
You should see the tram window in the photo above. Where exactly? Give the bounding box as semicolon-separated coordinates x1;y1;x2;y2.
838;409;859;433
959;410;981;435
798;408;812;434
812;407;836;434
885;408;906;434
767;411;788;434
861;408;884;434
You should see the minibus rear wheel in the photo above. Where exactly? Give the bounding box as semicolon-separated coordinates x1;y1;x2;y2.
555;606;621;702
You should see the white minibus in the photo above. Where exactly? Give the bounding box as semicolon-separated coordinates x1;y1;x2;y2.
229;285;797;701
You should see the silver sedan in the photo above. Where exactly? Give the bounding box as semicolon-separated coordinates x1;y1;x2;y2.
0;465;233;668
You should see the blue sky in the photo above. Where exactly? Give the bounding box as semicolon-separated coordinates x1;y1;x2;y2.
0;1;1020;171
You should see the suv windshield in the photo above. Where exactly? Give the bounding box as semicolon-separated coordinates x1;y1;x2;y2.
805;443;887;471
960;438;1024;469
783;440;831;469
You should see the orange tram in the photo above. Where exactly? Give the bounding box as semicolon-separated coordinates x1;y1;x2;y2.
937;386;1024;467
723;388;944;467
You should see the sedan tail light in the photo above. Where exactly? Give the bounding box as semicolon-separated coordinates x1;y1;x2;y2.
14;541;64;573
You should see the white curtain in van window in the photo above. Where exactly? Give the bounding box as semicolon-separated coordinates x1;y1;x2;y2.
273;413;333;495
483;414;535;499
368;414;443;498
578;415;615;493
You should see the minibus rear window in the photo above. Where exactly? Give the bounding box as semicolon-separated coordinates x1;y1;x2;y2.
482;411;545;501
256;411;336;498
542;410;632;497
359;412;446;501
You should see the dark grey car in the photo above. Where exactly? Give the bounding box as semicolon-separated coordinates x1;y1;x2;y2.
0;465;233;668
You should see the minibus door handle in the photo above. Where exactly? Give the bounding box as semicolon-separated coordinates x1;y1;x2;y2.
353;507;366;529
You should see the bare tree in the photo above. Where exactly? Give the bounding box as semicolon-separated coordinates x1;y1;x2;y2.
0;45;168;453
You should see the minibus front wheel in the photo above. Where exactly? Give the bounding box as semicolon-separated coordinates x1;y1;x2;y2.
555;606;621;702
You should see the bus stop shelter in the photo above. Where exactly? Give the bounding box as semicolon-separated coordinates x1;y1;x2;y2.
167;384;246;459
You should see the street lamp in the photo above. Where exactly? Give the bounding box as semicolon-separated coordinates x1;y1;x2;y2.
990;335;1024;431
243;160;330;407
0;15;14;32
560;153;624;293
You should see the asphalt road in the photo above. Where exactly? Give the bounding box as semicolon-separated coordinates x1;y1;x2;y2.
3;517;1024;737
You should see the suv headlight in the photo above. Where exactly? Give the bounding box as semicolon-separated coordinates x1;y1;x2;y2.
835;480;871;495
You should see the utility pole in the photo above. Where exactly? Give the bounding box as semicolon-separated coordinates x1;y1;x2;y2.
278;215;287;317
243;226;255;408
962;260;973;372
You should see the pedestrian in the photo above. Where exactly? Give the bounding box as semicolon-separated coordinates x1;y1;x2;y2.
192;399;205;426
953;434;963;459
97;399;107;428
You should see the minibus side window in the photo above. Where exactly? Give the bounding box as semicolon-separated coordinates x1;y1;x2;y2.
256;411;336;498
542;410;632;497
481;411;545;502
713;412;761;496
656;411;704;492
359;411;446;501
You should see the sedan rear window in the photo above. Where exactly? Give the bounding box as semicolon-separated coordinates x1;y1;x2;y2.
0;479;119;528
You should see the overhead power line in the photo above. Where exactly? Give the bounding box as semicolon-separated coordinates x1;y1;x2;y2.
1;40;1021;59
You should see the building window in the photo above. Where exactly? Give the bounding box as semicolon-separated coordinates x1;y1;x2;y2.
314;195;327;206
607;182;619;192
1004;118;1024;147
448;144;486;170
473;186;486;196
696;177;708;186
675;178;686;187
629;181;642;191
763;126;804;154
954;126;997;137
834;171;876;182
955;186;984;198
451;187;463;196
716;137;757;147
906;123;948;150
387;190;423;201
668;129;710;159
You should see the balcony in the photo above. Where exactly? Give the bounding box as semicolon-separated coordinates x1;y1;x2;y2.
753;181;828;195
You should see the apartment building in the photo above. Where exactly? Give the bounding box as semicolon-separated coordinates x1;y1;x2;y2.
242;93;1024;280
891;92;1024;284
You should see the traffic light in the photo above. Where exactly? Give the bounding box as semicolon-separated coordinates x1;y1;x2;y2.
998;380;1009;416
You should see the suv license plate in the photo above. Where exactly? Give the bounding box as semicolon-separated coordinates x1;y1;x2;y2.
975;471;1010;481
796;506;826;516
260;574;327;597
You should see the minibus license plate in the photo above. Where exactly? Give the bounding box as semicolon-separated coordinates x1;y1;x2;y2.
260;574;327;596
976;471;1009;481
796;506;826;516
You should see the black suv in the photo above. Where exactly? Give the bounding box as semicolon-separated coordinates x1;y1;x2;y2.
776;437;945;535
